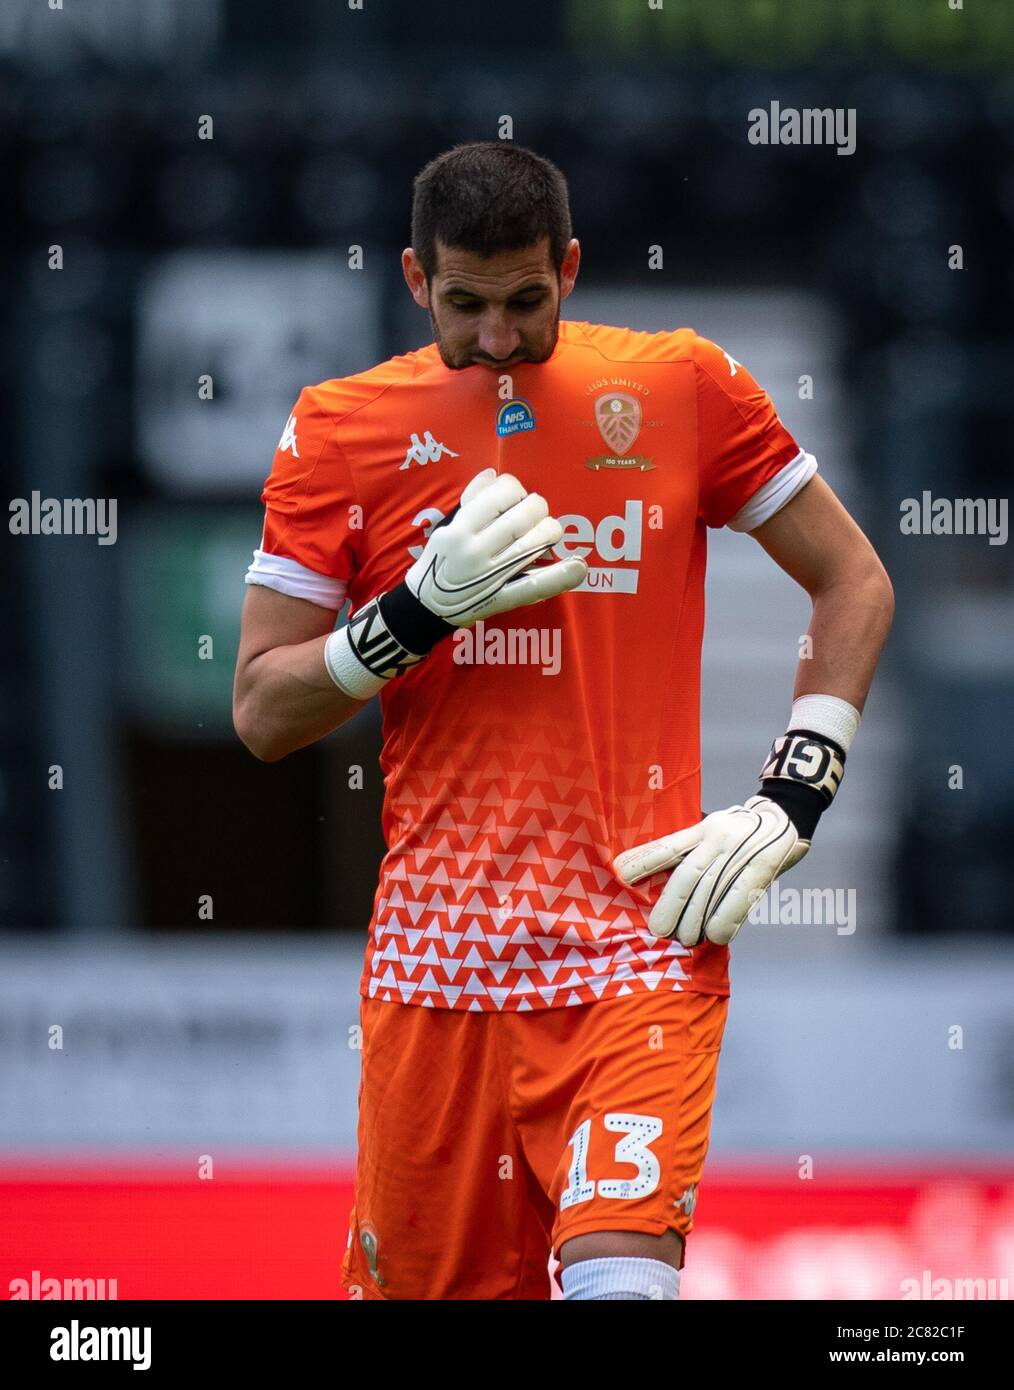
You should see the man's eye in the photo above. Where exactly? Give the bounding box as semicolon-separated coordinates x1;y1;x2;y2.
450;300;482;312
512;297;545;310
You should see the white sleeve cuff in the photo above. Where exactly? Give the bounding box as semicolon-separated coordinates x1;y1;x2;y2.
244;548;348;611
726;449;818;533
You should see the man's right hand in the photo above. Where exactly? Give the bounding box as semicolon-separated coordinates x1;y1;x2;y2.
405;467;587;626
323;468;586;700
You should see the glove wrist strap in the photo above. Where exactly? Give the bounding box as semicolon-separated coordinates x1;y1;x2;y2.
757;698;856;840
378;582;455;656
323;585;450;700
757;779;825;841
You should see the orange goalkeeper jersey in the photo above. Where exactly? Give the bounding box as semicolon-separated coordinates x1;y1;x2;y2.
247;320;816;1011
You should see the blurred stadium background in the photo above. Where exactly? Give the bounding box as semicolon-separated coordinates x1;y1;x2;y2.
2;0;1013;1300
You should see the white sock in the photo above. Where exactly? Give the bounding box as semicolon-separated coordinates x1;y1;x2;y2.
561;1256;680;1300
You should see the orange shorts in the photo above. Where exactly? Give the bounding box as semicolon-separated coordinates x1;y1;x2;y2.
340;987;729;1300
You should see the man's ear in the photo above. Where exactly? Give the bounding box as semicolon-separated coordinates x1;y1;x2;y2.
559;238;581;300
402;248;430;308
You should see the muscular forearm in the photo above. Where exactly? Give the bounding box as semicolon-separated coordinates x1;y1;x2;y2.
795;560;894;714
233;633;365;762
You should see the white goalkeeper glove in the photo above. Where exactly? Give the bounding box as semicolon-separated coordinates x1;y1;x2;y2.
613;796;809;947
325;468;587;699
402;467;585;625
613;698;859;947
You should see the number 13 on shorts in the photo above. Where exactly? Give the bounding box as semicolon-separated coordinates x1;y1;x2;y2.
560;1113;664;1207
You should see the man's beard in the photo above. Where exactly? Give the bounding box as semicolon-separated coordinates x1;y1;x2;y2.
429;305;561;370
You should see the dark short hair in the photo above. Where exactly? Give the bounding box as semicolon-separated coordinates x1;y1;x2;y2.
411;142;572;280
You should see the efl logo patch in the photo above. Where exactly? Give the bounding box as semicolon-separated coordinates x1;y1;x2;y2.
496;398;536;437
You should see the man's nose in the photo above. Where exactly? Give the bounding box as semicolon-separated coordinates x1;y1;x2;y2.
477;312;521;361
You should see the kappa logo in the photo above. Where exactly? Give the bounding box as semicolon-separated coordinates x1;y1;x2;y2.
722;351;741;377
277;413;299;457
674;1184;697;1217
399;430;460;470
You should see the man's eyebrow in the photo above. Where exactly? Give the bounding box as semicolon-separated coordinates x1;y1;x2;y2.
441;281;552;298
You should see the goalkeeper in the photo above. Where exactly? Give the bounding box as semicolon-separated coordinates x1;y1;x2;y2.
233;141;894;1301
